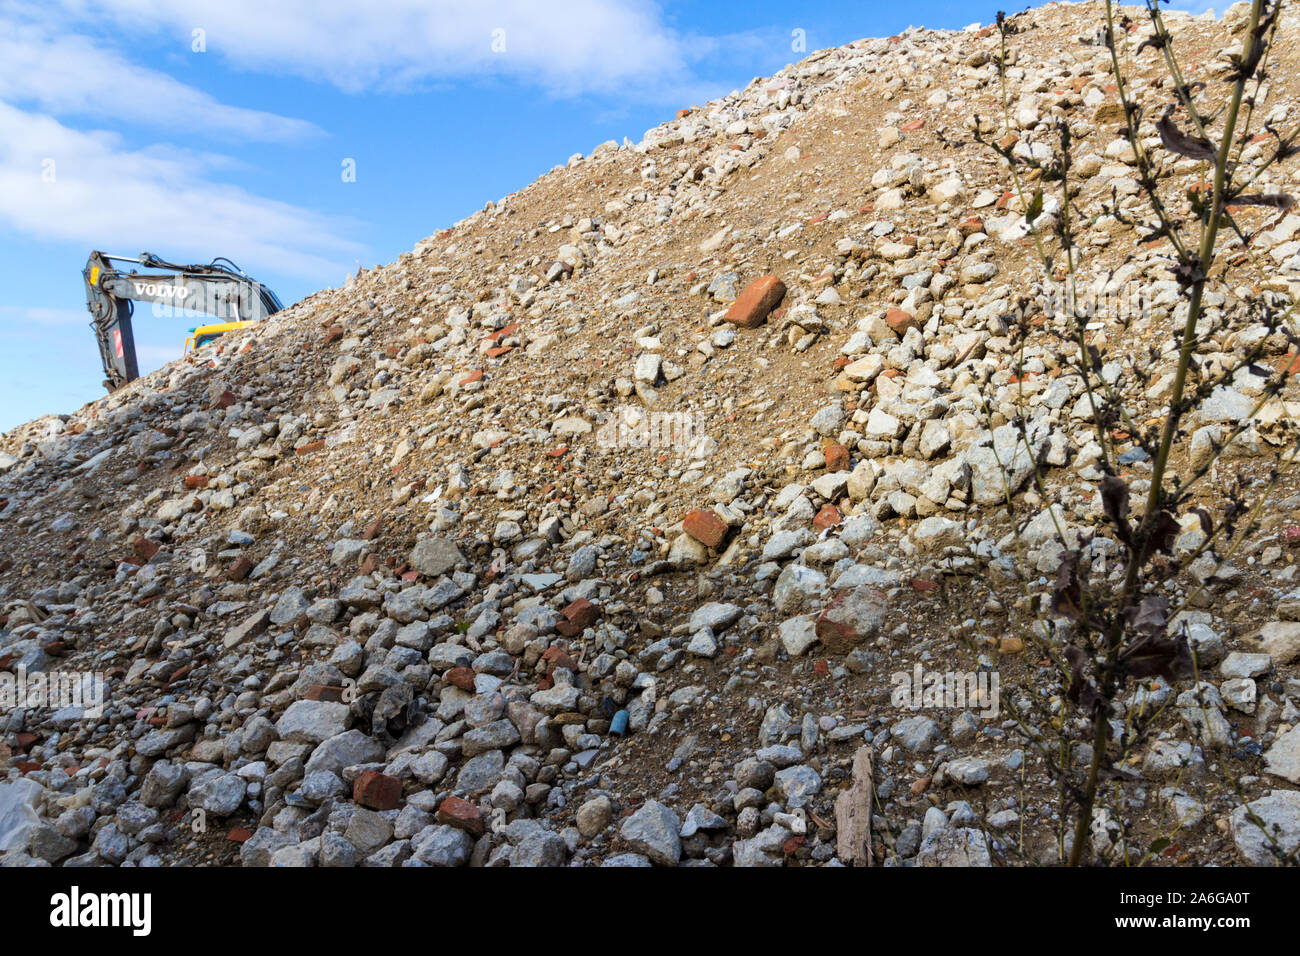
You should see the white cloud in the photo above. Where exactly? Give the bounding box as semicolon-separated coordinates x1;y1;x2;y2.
0;8;323;142
79;0;712;100
0;0;749;315
0;101;363;282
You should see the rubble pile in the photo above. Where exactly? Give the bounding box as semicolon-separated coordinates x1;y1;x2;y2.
3;1;1300;867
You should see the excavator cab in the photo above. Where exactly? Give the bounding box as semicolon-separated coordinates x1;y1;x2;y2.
84;251;284;390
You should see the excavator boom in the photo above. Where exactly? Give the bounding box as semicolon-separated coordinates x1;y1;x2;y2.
84;251;284;389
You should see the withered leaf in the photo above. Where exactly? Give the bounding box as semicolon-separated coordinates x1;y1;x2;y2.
1051;550;1085;622
1225;5;1278;81
1100;475;1132;542
1156;108;1217;162
1172;261;1207;288
1126;595;1168;638
1064;644;1101;711
1120;632;1193;682
1274;139;1300;162
1230;193;1295;209
1139;509;1180;562
1135;33;1168;55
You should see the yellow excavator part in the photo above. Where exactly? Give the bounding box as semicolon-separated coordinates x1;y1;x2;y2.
184;320;258;354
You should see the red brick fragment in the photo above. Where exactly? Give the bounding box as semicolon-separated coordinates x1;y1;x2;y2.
542;645;578;674
305;685;346;702
556;598;600;637
885;308;919;335
227;556;253;581
813;504;842;531
445;666;476;691
132;537;159;561
353;771;402;810
724;275;786;329
682;508;729;549
823;444;850;473
437;796;485;836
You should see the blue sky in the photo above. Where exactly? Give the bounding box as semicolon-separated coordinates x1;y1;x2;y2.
0;0;1215;432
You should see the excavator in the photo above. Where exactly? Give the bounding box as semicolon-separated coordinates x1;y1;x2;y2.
83;251;285;390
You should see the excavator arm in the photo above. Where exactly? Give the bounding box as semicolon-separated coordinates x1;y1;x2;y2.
83;251;284;390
